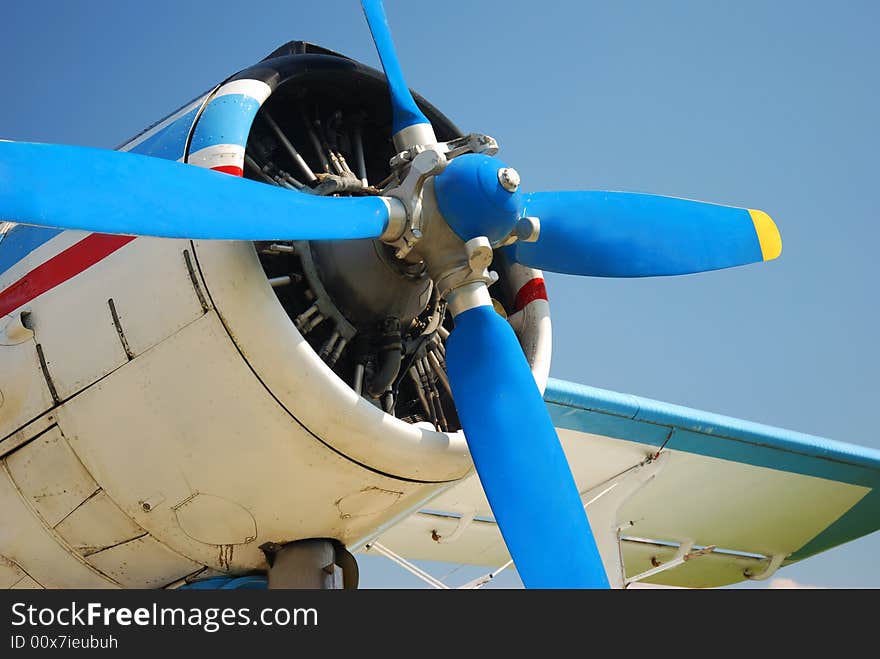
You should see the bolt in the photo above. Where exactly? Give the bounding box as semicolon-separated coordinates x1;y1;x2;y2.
514;216;541;242
465;236;494;271
497;167;520;192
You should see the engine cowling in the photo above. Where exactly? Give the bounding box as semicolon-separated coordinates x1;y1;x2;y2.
190;43;553;478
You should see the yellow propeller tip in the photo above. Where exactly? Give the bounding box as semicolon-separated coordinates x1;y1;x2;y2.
749;209;782;261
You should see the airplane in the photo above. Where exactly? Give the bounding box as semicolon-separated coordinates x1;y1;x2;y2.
0;0;878;590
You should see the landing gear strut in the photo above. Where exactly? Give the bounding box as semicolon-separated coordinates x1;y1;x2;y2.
261;539;359;590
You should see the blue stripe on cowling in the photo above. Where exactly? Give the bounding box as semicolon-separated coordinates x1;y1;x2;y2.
128;107;199;160
189;94;262;154
544;377;880;487
0;225;63;277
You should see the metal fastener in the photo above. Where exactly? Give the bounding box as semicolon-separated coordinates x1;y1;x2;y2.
497;167;520;192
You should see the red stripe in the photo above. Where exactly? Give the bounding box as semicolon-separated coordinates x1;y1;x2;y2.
513;277;548;312
0;234;136;317
211;165;243;177
0;158;240;317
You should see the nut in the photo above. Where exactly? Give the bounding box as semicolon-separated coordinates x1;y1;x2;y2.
497;167;520;192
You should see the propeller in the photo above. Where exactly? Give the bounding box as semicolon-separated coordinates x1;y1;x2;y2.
360;4;610;587
360;0;434;145
445;302;609;588
509;190;781;277
0;141;395;241
0;0;782;588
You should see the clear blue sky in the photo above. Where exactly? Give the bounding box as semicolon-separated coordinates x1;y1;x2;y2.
3;0;878;588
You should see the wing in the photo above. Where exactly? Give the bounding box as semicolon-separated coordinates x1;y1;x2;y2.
376;378;880;588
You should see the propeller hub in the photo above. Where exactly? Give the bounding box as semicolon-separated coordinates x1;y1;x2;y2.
380;150;523;304
433;153;522;245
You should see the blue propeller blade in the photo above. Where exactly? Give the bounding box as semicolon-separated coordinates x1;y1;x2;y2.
509;191;782;277
445;304;610;588
0;141;392;240
360;0;432;137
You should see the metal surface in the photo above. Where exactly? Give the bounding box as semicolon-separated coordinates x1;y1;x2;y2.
107;298;134;360
266;540;341;589
193;238;472;482
261;110;316;183
497;167;520;193
308;239;432;329
446;282;493;317
365;542;448;589
514;216;540;243
391;123;437;153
